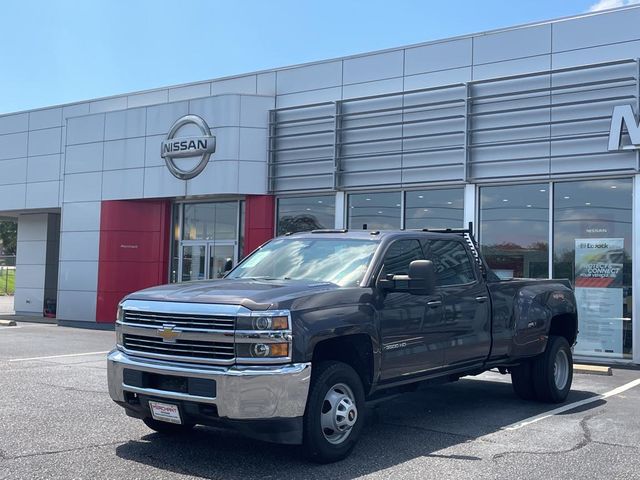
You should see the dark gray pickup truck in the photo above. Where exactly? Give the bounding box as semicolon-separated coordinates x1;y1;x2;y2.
107;226;578;463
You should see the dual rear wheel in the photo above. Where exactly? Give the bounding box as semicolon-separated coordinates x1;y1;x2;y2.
511;335;573;403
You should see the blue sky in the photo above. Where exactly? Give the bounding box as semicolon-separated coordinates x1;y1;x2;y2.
0;0;634;114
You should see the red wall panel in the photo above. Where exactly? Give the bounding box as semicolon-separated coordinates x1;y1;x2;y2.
96;199;171;323
244;195;275;256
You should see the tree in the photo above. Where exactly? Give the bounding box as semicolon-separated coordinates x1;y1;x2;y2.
0;221;17;256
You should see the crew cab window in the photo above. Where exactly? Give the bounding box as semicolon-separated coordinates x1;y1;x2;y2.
380;239;424;278
426;240;476;286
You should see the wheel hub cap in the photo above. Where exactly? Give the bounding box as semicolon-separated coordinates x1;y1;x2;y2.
553;349;569;390
321;383;358;445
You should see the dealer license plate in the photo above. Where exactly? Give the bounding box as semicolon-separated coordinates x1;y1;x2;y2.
149;401;182;424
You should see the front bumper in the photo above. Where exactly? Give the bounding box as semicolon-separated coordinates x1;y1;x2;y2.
107;349;312;420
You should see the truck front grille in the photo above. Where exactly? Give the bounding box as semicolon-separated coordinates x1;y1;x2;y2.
119;304;238;365
122;333;235;363
123;310;235;331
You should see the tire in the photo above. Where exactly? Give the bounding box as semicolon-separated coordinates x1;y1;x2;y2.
143;417;195;435
532;335;573;403
510;361;537;401
303;361;365;463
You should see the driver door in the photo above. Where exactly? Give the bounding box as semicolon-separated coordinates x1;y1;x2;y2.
377;239;444;381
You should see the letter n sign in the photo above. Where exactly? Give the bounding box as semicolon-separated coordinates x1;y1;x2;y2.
608;104;640;151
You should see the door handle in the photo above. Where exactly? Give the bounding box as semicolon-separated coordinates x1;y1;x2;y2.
427;300;442;308
475;296;488;303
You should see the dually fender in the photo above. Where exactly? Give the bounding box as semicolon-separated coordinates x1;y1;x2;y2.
510;281;577;358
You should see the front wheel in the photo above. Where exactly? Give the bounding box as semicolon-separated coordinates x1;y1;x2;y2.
532;335;573;403
303;361;365;463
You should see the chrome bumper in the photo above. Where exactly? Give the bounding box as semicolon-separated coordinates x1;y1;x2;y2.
107;349;311;420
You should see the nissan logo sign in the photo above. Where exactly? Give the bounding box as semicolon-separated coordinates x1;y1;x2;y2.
160;114;216;180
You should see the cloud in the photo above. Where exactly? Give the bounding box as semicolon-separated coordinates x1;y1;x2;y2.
588;0;640;12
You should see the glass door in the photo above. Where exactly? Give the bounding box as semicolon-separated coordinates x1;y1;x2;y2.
180;244;207;281
207;242;237;279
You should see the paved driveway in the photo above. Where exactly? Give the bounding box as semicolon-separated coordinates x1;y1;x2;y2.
1;322;639;479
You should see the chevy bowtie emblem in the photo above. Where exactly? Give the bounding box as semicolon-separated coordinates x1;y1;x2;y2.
157;324;181;343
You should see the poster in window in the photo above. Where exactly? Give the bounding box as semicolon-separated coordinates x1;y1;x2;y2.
574;238;624;358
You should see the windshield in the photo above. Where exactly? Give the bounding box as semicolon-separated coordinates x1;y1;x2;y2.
227;237;379;287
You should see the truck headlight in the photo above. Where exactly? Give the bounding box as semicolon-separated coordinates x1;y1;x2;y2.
236;310;290;331
235;310;292;364
115;302;124;348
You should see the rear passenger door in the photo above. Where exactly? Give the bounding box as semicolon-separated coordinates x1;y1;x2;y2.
425;239;491;368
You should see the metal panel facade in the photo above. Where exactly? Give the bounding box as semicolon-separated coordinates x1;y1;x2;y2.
269;59;639;192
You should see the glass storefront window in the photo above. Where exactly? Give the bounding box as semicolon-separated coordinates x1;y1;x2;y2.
348;192;401;230
480;184;549;279
277;195;335;235
170;205;180;283
214;202;238;240
405;188;464;230
183;203;216;240
239;200;245;259
554;179;633;359
183;202;238;241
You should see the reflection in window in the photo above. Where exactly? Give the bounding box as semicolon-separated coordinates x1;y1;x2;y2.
348;192;401;230
480;184;549;279
427;240;476;286
554;179;632;359
405;188;464;230
228;238;379;287
183;203;238;241
381;240;424;277
170;205;180;283
277;196;335;235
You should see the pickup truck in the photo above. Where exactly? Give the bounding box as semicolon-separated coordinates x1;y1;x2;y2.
107;226;578;463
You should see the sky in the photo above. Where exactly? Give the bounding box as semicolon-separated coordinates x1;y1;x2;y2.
0;0;638;114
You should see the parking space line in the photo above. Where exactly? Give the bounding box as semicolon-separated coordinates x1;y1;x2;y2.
8;351;110;362
504;378;640;431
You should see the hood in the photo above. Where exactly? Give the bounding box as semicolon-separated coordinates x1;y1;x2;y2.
125;278;340;310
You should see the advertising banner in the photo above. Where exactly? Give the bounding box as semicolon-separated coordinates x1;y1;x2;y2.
574;238;624;357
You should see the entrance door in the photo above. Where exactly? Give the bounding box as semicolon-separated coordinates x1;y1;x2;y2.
181;244;207;281
207;242;237;279
179;241;237;281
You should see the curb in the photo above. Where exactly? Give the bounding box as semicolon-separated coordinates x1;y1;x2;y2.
574;363;612;376
0;319;17;327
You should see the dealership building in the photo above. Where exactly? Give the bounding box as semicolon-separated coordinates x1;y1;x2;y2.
1;6;639;364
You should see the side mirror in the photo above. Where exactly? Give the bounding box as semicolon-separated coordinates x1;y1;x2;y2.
379;260;436;295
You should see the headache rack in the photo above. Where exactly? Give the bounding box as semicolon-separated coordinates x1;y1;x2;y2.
420;222;489;278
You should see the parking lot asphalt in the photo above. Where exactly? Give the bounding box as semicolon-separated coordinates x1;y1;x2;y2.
1;322;639;480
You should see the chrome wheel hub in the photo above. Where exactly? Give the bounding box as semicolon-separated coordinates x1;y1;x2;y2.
320;383;358;445
553;349;569;390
